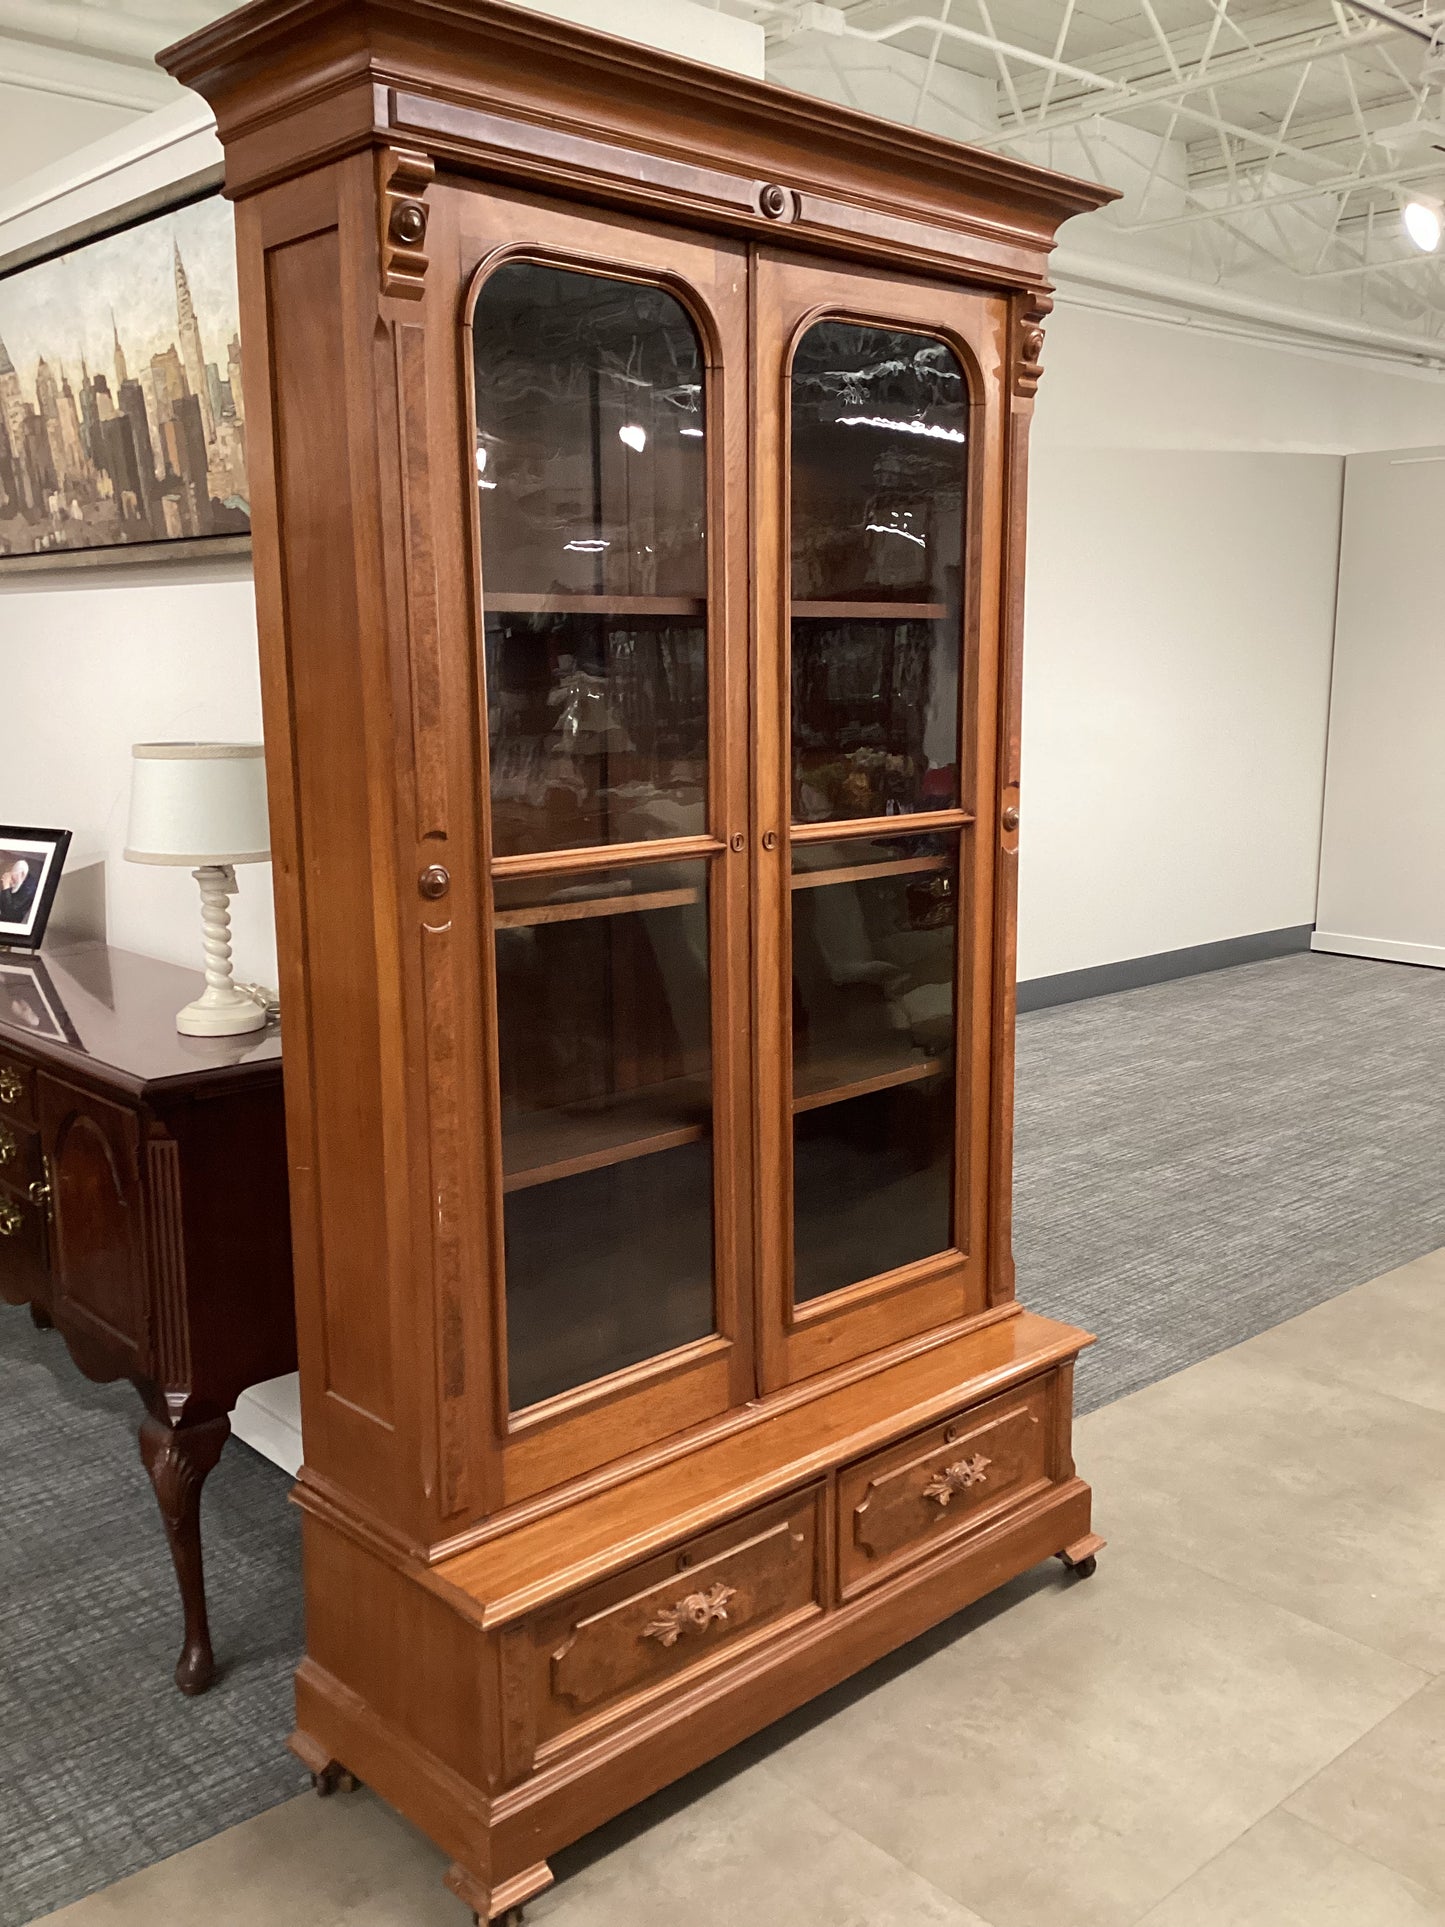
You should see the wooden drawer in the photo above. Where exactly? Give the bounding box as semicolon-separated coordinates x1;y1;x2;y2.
0;1115;42;1194
0;1053;34;1127
0;1186;49;1308
503;1486;824;1773
837;1377;1054;1598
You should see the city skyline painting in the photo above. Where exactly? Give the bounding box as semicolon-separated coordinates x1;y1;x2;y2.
0;193;248;562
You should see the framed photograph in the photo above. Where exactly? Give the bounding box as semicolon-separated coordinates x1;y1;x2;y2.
0;826;71;950
0;953;80;1048
0;192;248;569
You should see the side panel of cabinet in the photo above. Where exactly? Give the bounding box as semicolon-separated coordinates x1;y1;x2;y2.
237;158;451;1536
751;251;1011;1393
38;1074;145;1378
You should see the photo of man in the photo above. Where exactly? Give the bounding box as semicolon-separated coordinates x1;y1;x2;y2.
0;828;70;949
0;856;39;926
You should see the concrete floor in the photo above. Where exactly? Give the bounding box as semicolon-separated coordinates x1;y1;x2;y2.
38;1248;1445;1927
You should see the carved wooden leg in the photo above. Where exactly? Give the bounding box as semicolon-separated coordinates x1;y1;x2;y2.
29;1301;53;1330
138;1409;231;1695
1058;1531;1106;1580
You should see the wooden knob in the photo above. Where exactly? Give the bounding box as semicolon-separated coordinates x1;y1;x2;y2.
1001;805;1020;832
389;199;428;245
759;183;791;219
418;865;450;901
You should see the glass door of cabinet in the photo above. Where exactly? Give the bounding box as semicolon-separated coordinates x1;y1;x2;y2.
463;192;752;1497
753;252;1009;1393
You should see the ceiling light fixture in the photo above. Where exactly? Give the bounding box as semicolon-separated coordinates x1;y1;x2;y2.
1403;196;1443;252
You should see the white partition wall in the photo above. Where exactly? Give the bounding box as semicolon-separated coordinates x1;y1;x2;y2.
1314;448;1445;970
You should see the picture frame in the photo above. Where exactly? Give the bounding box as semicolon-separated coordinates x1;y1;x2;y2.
0;826;72;951
0;190;249;570
0;952;81;1047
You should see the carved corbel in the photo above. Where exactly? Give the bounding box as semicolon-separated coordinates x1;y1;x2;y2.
1014;288;1053;399
378;146;436;299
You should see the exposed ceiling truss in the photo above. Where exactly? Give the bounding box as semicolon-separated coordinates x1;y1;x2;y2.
731;0;1445;337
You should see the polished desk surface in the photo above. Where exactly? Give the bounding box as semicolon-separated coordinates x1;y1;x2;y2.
0;941;281;1095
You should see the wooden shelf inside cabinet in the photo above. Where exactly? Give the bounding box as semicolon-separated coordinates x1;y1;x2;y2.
502;1075;712;1192
791;853;951;892
792;1041;947;1113
484;593;707;617
493;885;702;929
792;599;948;621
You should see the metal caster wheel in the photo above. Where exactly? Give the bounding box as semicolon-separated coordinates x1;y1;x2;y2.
1057;1534;1104;1580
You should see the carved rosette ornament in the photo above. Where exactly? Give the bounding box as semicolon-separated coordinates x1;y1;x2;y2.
923;1454;992;1506
1014;289;1053;399
642;1581;737;1647
378;146;436;299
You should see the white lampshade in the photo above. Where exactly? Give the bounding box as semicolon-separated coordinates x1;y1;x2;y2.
125;743;271;866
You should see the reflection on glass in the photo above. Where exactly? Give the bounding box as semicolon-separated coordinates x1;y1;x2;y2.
790;321;966;823
494;862;715;1408
485;613;706;856
791;844;956;1302
473;261;709;856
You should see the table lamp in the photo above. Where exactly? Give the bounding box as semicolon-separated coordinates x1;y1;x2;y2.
124;742;272;1036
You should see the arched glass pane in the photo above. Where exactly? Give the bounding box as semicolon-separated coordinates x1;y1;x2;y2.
473;261;709;857
790;321;966;825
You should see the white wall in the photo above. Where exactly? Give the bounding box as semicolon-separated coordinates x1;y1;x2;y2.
1017;299;1445;980
2;558;275;977
1019;446;1343;980
1313;446;1445;970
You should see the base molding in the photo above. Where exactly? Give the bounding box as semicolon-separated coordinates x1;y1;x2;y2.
1311;930;1445;969
1019;923;1314;1010
292;1469;1095;1915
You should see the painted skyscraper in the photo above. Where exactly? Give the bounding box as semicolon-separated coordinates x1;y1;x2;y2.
174;240;216;448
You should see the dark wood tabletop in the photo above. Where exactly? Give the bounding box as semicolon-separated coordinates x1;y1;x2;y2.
0;940;282;1094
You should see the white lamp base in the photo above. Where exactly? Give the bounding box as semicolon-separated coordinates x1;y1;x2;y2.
177;864;266;1037
177;988;267;1037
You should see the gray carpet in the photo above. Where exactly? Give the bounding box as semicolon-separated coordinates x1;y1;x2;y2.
1016;951;1445;1411
2;948;1442;1924
0;1321;307;1927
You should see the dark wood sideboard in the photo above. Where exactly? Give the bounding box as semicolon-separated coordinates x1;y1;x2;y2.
0;940;295;1694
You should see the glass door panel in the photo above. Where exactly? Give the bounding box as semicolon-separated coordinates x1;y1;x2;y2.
494;861;714;1409
465;202;749;1471
790;321;967;1304
476;261;710;858
753;252;1006;1393
791;837;957;1302
790;321;965;824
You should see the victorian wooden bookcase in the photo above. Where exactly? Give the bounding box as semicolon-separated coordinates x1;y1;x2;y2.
162;4;1115;1916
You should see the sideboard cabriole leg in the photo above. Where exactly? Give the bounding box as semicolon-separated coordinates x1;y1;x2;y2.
138;1407;231;1694
28;1300;52;1331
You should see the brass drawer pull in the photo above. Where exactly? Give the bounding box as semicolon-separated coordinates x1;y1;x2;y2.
0;1125;15;1165
923;1453;992;1506
0;1201;23;1238
642;1581;736;1648
28;1177;50;1213
0;1068;23;1106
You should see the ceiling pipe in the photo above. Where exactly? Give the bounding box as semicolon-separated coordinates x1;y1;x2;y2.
1333;0;1435;43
